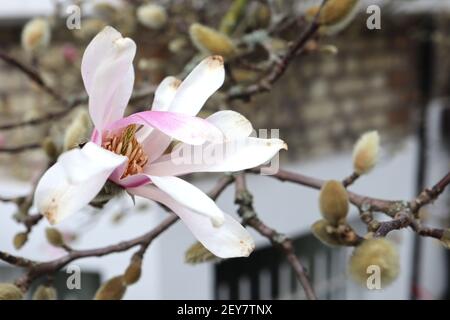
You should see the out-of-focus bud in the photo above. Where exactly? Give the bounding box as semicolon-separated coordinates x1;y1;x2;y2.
247;2;271;30
311;219;342;247
306;0;360;36
320;44;339;55
185;241;218;264
94;276;127;300
45;228;64;247
124;256;142;285
42;137;59;160
32;285;57;300
189;23;236;59
73;19;107;41
21;18;51;53
352;131;380;175
169;38;188;54
13;232;28;250
137;4;168;30
440;229;450;249
63;109;91;151
319;180;349;225
93;2;118;21
349;238;399;287
0;283;23;300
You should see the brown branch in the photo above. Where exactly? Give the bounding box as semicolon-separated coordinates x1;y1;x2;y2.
0;50;65;103
342;172;360;187
410;171;450;213
234;173;317;300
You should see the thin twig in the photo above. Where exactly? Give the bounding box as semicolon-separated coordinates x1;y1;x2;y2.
234;173;317;300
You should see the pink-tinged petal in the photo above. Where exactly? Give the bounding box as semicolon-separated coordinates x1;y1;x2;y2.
34;143;126;225
129;185;255;258
109;111;223;146
139;131;172;163
146;137;287;176
206;110;253;140
114;173;152;189
136;76;181;156
82;26;136;131
149;176;224;227
169;56;225;115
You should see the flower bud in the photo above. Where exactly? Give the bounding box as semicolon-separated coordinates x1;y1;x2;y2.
352;131;380;175
0;283;23;300
21;18;51;53
45;227;64;247
94;276;127;300
185;241;218;264
189;23;236;59
319;180;349;225
63;109;91;151
311;219;342;247
137;4;168;30
13;232;28;250
42;137;59;160
306;0;360;35
32;285;57;300
349;238;399;287
73;19;107;41
124;256;142;285
440;229;450;249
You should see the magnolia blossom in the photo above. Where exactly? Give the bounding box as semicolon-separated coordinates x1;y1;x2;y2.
34;26;287;258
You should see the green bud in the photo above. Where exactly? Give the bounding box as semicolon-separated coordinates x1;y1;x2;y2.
32;285;57;300
185;242;218;264
13;232;28;250
94;276;126;300
124;256;142;285
0;283;23;300
45;228;64;247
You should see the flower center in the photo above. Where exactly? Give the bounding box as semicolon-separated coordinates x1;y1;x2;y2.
102;125;148;178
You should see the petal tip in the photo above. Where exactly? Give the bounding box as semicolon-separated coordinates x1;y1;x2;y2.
206;55;224;68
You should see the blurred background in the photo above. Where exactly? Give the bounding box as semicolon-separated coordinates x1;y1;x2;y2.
0;0;449;300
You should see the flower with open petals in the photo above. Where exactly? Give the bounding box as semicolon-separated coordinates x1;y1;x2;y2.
34;27;287;258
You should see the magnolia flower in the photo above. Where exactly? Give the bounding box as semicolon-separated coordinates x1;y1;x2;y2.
34;26;287;258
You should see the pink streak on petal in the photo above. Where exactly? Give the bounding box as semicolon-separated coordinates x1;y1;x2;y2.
90;129;102;145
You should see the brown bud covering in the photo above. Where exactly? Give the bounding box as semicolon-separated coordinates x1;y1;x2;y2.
311;220;342;247
124;256;142;285
0;283;23;300
94;276;127;300
45;228;64;247
13;232;28;250
319;180;349;225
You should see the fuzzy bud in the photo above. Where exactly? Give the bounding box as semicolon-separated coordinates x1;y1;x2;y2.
13;232;28;250
137;4;168;30
42;137;59;160
189;23;236;59
63;109;91;151
306;0;360;35
319;180;349;225
185;242;218;264
0;283;23;300
311;219;342;247
45;228;64;247
21;18;51;53
32;285;57;300
94;276;126;300
352;131;380;175
349;238;399;287
440;229;450;249
123;256;142;285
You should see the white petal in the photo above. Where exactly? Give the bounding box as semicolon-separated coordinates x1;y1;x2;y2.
206;110;253;140
82;26;136;131
129;185;255;258
169;56;225;115
136;76;181;144
59;142;127;184
34;144;126;224
152;76;181;111
146;137;287;176
149;176;224;227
